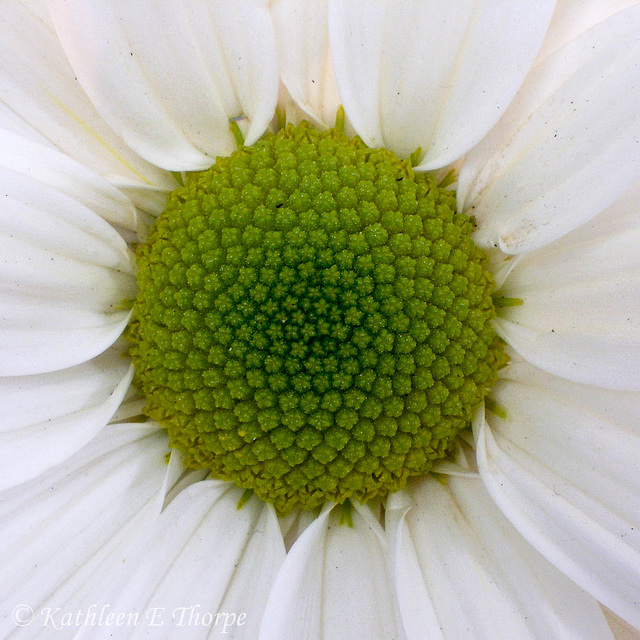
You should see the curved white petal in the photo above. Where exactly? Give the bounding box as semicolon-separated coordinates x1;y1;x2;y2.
109;382;146;424
271;0;341;129
460;5;640;253
328;0;555;169
495;181;640;390
79;480;284;640
538;0;640;61
476;358;640;629
48;0;279;171
0;168;136;376
0;1;174;207
0;424;171;639
279;508;318;551
0;343;133;491
0;128;137;231
388;478;614;640
161;465;209;510
259;503;405;640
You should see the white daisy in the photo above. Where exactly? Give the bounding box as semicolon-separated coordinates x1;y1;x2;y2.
1;1;639;639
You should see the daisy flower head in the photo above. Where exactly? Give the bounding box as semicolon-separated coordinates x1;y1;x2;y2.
1;1;640;639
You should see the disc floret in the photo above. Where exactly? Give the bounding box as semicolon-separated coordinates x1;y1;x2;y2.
128;122;506;515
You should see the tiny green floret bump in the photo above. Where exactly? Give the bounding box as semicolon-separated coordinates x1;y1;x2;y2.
128;122;507;515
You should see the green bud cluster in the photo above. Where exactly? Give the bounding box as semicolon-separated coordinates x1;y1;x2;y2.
128;122;506;515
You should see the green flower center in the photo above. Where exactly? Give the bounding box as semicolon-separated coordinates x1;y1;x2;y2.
128;121;506;515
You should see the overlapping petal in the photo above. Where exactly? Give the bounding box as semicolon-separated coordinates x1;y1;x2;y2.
328;0;555;169
259;503;405;640
459;5;640;253
388;478;614;640
271;0;341;130
0;424;173;639
0;0;174;213
538;0;640;61
494;180;640;390
80;480;285;640
476;358;640;629
0;128;137;232
48;0;279;171
0;168;136;376
0;343;133;491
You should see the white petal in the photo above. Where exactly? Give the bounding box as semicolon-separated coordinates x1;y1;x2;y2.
0;343;133;491
279;508;318;551
0;128;137;231
110;396;146;423
271;0;341;129
81;480;284;640
0;168;136;376
0;1;174;205
0;424;170;639
459;5;640;253
328;0;555;169
116;183;174;218
476;358;640;629
161;462;209;510
49;0;279;171
432;459;479;478
259;503;405;640
538;0;640;61
495;181;640;390
388;478;614;640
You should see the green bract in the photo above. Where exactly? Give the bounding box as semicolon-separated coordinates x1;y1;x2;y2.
128;122;507;515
